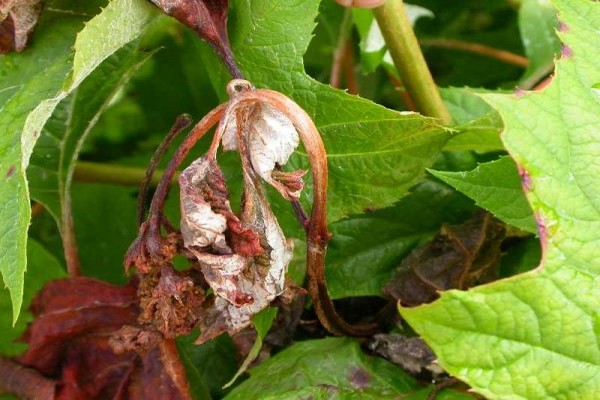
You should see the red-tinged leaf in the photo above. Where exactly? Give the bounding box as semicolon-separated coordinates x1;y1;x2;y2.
148;0;241;78
0;0;43;53
10;277;192;400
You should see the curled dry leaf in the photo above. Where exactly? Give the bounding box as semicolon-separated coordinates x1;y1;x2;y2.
368;334;443;377
179;153;294;343
148;0;241;78
13;277;191;400
0;0;43;53
384;212;506;306
221;102;305;201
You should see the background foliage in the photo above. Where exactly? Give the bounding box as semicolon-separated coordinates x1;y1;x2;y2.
1;0;597;399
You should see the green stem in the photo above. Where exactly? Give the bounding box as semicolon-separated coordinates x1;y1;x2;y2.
73;161;178;187
373;0;452;125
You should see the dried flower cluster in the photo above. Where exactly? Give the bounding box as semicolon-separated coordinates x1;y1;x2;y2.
123;79;325;346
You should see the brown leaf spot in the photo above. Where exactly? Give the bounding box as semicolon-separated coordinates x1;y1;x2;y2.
5;164;15;178
561;44;573;58
348;367;370;389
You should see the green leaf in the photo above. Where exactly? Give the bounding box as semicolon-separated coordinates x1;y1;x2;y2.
0;239;66;356
224;337;474;399
0;3;86;325
430;157;537;233
441;87;505;152
224;337;415;399
203;0;451;223
177;344;214;400
518;0;561;88
28;46;154;229
177;333;239;399
401;1;600;398
326;179;474;299
223;307;277;388
0;0;155;322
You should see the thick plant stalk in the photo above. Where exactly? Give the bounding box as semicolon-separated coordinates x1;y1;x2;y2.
373;0;452;124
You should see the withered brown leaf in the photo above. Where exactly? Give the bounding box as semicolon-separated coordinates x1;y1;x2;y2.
148;0;241;78
383;212;506;306
221;102;305;200
179;154;293;343
13;277;192;400
0;0;43;53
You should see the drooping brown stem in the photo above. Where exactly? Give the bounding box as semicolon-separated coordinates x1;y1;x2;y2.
145;104;227;235
137;115;192;226
0;356;56;400
419;38;529;68
342;40;359;95
230;88;378;336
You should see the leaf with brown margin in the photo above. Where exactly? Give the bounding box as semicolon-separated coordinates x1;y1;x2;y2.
383;212;506;306
0;0;43;53
148;0;241;77
12;277;192;400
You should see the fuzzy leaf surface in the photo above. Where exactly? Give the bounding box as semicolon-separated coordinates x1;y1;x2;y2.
401;1;600;398
430;157;537;233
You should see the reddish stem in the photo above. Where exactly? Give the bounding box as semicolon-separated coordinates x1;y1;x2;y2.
145;104;227;236
137;115;192;226
0;356;56;400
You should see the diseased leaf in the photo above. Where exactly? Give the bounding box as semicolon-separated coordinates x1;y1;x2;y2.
430;157;538;233
401;1;600;398
368;334;440;376
149;0;239;77
200;0;451;223
222;103;304;201
0;0;43;53
384;212;505;306
0;0;154;321
16;277;192;400
0;239;66;357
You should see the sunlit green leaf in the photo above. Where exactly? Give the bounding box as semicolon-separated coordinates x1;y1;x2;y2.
430;157;537;233
401;1;600;398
